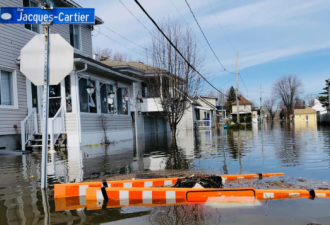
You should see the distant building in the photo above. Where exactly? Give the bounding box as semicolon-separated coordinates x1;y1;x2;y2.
231;96;253;122
294;107;317;123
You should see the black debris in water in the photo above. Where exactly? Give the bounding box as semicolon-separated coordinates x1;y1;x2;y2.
173;175;223;188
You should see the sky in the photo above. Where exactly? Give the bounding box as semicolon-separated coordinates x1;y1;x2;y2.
75;0;330;105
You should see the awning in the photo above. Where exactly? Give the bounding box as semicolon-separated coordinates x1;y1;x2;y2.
231;111;252;115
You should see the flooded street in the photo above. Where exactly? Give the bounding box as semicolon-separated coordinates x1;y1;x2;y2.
1;122;330;224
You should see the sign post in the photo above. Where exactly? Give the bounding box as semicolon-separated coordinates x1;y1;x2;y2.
1;4;95;189
40;22;51;189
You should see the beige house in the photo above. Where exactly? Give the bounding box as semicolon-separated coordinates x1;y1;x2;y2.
231;96;253;122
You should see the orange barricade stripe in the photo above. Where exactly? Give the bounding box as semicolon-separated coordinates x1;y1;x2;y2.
54;173;285;198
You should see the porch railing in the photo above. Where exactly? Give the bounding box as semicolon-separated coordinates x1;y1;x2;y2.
21;108;38;151
50;106;65;151
196;120;211;128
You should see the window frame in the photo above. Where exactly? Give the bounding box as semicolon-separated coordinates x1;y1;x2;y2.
69;24;82;50
23;0;40;34
116;86;130;116
0;67;18;109
100;83;116;115
79;77;97;114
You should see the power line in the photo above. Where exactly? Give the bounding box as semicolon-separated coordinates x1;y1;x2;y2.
184;0;234;74
168;0;231;79
206;0;256;89
118;0;153;35
98;30;148;57
134;0;227;97
239;73;248;96
102;24;150;53
207;0;237;52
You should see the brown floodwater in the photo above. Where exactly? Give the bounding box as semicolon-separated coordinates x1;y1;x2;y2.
0;122;329;224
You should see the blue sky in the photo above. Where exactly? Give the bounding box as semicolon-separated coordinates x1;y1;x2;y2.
75;0;330;104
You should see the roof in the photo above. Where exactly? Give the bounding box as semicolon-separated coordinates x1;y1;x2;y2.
232;96;252;105
197;96;217;109
102;60;158;71
294;107;315;114
74;53;140;83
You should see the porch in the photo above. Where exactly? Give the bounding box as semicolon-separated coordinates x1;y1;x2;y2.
20;54;141;150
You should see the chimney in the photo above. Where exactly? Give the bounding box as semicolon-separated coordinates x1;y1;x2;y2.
93;53;99;61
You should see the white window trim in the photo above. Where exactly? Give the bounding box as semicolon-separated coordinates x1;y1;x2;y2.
116;85;130;116
0;67;18;109
99;83;116;115
24;0;41;34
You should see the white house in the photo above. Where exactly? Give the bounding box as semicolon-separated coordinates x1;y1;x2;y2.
0;0;145;151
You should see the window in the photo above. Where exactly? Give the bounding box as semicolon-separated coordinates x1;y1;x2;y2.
142;83;148;98
117;87;129;115
79;78;96;113
244;105;246;109
65;76;72;112
69;25;80;49
23;0;39;33
0;70;14;106
100;83;115;114
195;109;200;120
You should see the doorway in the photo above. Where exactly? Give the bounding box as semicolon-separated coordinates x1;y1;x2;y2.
48;83;62;118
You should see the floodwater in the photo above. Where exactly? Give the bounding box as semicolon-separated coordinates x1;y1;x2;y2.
0;122;330;224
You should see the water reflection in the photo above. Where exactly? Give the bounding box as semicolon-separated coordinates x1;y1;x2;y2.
1;123;330;224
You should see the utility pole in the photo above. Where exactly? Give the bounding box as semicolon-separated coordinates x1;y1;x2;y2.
236;53;239;123
260;85;263;125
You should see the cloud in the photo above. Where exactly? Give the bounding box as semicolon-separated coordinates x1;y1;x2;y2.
201;0;330;32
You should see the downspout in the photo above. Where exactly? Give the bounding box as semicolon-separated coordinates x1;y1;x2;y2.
75;63;88;144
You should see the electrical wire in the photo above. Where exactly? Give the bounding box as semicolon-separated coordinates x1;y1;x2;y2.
134;0;227;97
184;0;235;74
207;0;237;52
169;0;231;79
98;30;148;57
239;73;249;97
101;24;151;53
206;0;256;90
118;0;153;35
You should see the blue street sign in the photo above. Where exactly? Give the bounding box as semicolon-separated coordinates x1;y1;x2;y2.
0;7;95;24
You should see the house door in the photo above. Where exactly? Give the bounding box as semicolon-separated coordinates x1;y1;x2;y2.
31;83;38;113
305;115;309;122
48;83;62;118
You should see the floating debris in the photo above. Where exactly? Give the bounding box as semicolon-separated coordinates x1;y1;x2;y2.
173;175;224;188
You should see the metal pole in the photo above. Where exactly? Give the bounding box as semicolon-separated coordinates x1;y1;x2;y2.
41;25;50;189
260;85;263;125
236;53;239;123
221;94;224;128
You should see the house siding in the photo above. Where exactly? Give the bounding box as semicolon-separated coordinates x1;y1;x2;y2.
80;114;132;132
0;0;94;139
65;113;77;133
178;104;194;130
0;0;35;136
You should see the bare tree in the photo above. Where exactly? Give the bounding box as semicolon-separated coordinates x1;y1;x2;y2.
113;51;128;62
263;97;278;121
93;48;131;62
145;19;204;140
305;93;317;107
272;75;303;118
94;47;112;60
99;115;110;144
207;89;226;106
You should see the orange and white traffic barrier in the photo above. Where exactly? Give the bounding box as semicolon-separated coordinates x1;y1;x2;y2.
55;187;330;211
54;173;284;198
256;189;330;199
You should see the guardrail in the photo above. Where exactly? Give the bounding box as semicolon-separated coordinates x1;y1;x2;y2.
21;108;38;151
50;106;65;151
